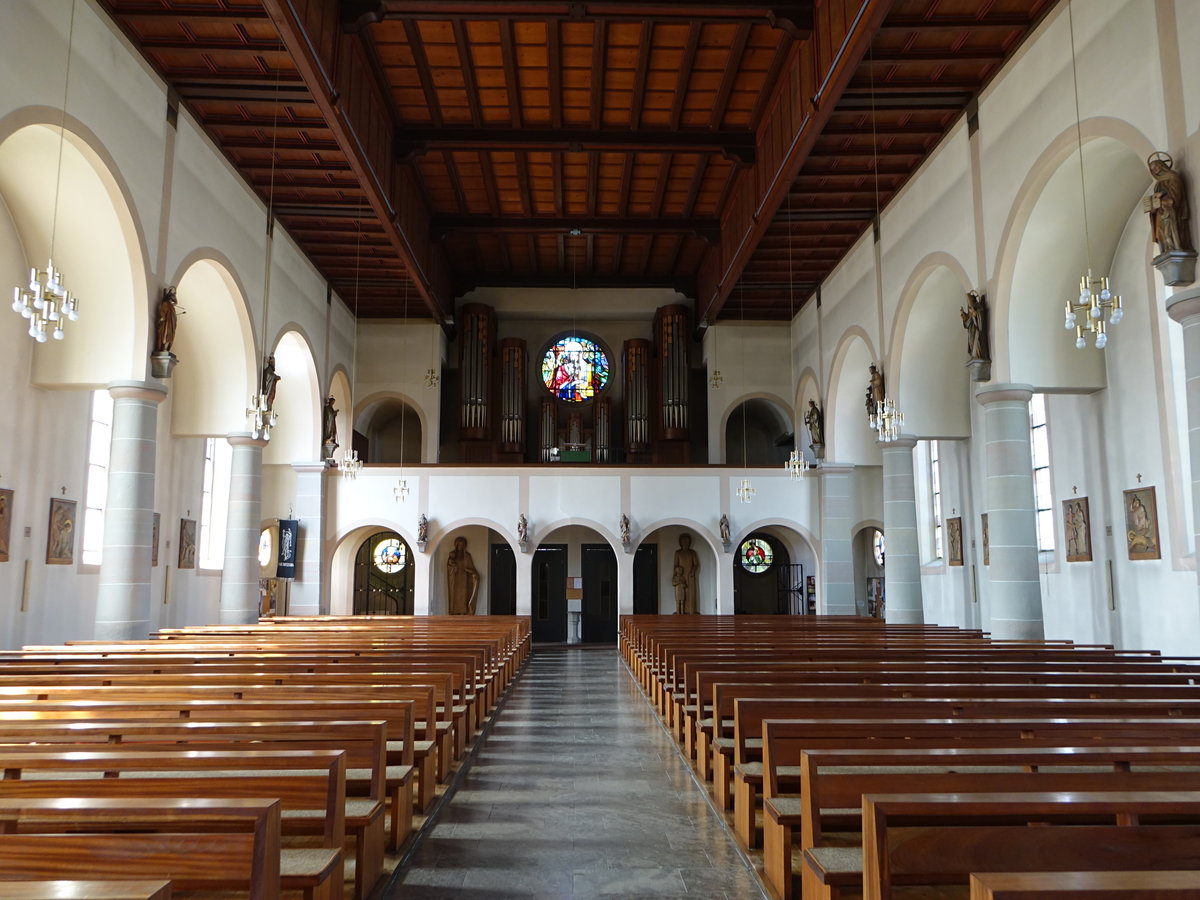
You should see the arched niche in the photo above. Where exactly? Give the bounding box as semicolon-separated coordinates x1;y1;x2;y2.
1001;132;1151;389
724;395;792;466
532;523;618;643
357;392;424;465
796;369;822;459
264;329;320;465
826;332;882;465
327;367;352;465
891;262;974;438
170;257;255;436
638;523;721;616
0;122;148;386
730;523;818;615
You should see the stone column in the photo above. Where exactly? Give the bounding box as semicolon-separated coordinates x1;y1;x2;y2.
94;380;168;640
219;433;268;624
818;463;856;615
1167;289;1200;567
881;436;923;624
288;462;327;616
975;383;1043;639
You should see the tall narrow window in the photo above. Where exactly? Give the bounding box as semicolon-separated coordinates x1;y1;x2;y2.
929;439;944;560
199;437;233;569
1029;393;1055;552
81;390;115;566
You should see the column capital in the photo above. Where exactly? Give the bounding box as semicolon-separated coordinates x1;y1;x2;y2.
226;432;269;449
106;380;167;404
1166;287;1200;324
291;461;330;474
817;462;856;475
877;435;917;451
975;383;1033;406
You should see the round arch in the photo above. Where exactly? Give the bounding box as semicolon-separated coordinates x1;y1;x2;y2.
0;115;150;386
991;118;1155;389
719;392;793;466
264;329;320;465
327;367;352;466
169;254;256;436
330;519;421;616
355;390;427;465
888;255;975;438
729;522;819;615
826;329;881;465
795;368;822;458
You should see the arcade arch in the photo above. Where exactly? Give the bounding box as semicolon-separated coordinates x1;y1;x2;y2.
826;331;882;465
264;329;320;465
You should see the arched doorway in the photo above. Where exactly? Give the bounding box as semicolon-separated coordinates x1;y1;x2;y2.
853;526;885;617
353;531;414;614
532;525;617;643
733;532;799;614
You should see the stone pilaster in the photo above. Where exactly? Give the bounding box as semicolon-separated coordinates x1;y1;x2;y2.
219;433;268;624
1167;289;1200;568
94;380;167;640
880;436;923;624
288;462;327;616
976;383;1043;639
818;463;856;615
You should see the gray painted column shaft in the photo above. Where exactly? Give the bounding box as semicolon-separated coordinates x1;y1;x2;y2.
818;463;856;615
881;436;923;623
94;381;167;641
1168;290;1200;569
219;433;268;624
976;383;1043;639
289;462;327;616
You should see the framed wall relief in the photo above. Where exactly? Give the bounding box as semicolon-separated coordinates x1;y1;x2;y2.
151;512;160;567
1123;486;1161;561
1062;497;1092;563
46;498;77;565
0;488;12;563
178;518;197;569
946;516;964;566
981;513;989;566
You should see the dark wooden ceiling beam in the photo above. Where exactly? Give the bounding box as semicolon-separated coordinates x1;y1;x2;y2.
135;36;286;52
547;19;563;130
835;90;971;110
879;14;1032;32
432;214;720;240
499;18;523;127
460;272;689;291
590;19;606;130
669;22;701;131
709;21;751;130
451;19;483;128
114;5;270;20
403;18;444;127
628;20;654;129
864;48;1006;64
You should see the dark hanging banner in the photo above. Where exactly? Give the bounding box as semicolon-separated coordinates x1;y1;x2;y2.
277;519;299;579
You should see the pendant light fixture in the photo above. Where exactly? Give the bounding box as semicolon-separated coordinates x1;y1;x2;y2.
11;0;81;342
393;278;411;502
341;206;365;479
735;281;755;504
783;190;814;479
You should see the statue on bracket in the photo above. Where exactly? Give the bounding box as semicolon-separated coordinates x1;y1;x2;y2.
261;355;281;412
960;290;991;382
150;286;184;378
803;400;825;459
322;397;339;461
865;365;885;417
517;514;528;548
1144;151;1196;285
719;514;731;550
619;514;630;547
416;513;429;547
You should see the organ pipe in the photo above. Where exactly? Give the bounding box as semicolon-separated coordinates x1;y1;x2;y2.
500;338;526;453
655;305;688;440
458;303;494;439
624;339;650;452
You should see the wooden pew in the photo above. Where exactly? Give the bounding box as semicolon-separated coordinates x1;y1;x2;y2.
858;791;1200;900
969;871;1200;899
0;883;172;900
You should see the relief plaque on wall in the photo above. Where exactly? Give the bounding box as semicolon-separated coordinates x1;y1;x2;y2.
1062;497;1092;563
0;488;12;563
46;498;76;565
178;518;197;570
946;516;963;567
1123;487;1160;561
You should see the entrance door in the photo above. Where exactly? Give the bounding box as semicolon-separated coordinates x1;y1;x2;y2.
531;544;567;642
581;543;617;642
633;544;658;614
353;531;414;614
733;533;791;614
489;543;517;615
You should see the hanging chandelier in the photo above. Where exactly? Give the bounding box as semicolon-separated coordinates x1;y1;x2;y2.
424;367;439;389
393;478;410;501
736;477;756;504
341;448;362;479
246;392;277;442
870;397;904;443
13;2;81;343
784;449;814;480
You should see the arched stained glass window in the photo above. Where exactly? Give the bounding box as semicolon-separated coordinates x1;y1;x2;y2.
873;531;886;567
541;336;609;401
739;537;773;574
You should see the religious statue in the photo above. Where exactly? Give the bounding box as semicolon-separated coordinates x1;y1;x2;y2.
619;514;630;546
417;514;429;544
719;514;731;546
673;533;700;615
154;286;183;354
803;399;824;449
1144;152;1193;255
865;365;885;416
446;535;479;615
261;355;281;411
322;397;339;458
959;290;989;362
517;514;528;545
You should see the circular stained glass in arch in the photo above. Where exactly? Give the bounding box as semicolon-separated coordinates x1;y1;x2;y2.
373;538;407;574
258;530;272;567
541;336;609;402
873;531;886;567
739;538;774;574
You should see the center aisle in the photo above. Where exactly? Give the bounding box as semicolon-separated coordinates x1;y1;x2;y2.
390;646;767;899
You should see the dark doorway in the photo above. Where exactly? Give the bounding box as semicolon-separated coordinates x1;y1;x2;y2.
778;563;806;614
353;531;414;614
532;544;567;643
581;543;618;643
489;543;517;615
733;532;791;614
633;544;659;614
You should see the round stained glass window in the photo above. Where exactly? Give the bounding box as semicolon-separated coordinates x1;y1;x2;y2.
739;538;773;574
873;531;886;567
257;529;272;567
541;336;609;402
373;538;407;573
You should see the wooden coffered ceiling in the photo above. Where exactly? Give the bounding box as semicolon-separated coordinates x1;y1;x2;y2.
98;0;1054;324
